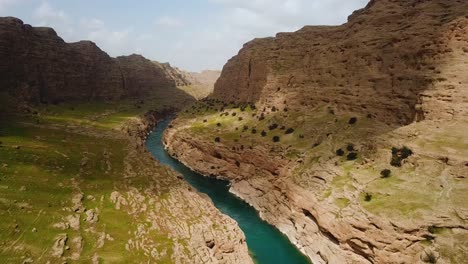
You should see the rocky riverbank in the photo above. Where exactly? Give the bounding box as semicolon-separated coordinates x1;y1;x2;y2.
162;1;468;262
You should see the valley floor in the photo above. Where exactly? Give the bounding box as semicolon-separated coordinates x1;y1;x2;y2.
0;94;251;263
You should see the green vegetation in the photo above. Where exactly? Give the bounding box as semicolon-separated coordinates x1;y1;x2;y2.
0;92;213;263
380;169;391;178
364;193;373;202
390;146;413;167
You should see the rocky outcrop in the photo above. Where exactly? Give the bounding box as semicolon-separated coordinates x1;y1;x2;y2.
0;17;193;104
212;0;468;125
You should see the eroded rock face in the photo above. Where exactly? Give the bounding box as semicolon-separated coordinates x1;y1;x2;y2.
213;0;468;125
0;17;192;104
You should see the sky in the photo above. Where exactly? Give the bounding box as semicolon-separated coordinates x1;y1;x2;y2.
0;0;369;72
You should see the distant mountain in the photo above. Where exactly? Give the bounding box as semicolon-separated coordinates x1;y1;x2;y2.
0;17;195;105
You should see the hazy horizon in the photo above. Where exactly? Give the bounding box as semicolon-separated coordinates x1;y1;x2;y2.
0;0;368;72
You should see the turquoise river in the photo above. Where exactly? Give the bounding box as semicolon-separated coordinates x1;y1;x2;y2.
145;118;311;264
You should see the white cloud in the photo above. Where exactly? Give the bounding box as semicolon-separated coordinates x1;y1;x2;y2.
0;0;26;13
5;0;369;71
155;16;184;27
34;1;69;24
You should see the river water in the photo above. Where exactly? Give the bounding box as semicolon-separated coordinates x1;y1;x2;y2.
145;118;311;264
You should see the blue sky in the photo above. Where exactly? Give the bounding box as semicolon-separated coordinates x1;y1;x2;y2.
0;0;369;71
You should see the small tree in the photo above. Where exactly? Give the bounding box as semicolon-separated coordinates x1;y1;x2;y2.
251;129;257;134
269;124;279;130
346;144;355;152
285;128;294;134
348;117;358;125
214;137;221;143
273;136;280;143
336;149;345;156
364;193;372;202
216;123;221;127
347;152;358;161
261;131;267;137
380;169;391;178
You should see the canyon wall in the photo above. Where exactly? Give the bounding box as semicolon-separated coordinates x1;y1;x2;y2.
0;17;193;104
165;0;468;263
213;0;468;125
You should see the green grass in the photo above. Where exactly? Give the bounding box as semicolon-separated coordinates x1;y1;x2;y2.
0;93;212;263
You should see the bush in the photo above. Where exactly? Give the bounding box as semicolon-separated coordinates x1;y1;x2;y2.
261;131;267;137
380;169;391;178
214;137;220;143
390;146;413;167
269;124;279;130
273;136;280;142
285;128;294;134
243;125;249;131
235;160;240;167
346;144;355;152
203;119;207;123
238;117;243;121
336;149;345;156
347;152;358;161
348;117;358;124
216;123;221;127
251;129;257;134
364;193;372;202
232;112;237;116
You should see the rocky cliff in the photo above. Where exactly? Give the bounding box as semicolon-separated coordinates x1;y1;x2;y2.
213;0;468;125
0;17;193;104
165;0;468;263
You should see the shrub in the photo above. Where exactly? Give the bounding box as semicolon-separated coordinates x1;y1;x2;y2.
232;112;237;116
269;124;279;130
380;169;391;178
284;108;288;112
251;129;257;134
364;193;372;202
336;149;345;156
216;123;221;127
285;128;294;134
271;106;277;112
235;160;241;167
346;144;355;152
347;152;358;161
243;125;249;131
250;104;256;110
299;134;304;139
273;136;280;143
261;131;267;137
214;137;220;143
348;117;358;124
203;119;207;123
238;117;243;121
390;146;413;167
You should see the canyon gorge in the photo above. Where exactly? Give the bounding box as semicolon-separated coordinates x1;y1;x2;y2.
1;0;468;263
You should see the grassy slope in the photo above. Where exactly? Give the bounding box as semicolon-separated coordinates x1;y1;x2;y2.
173;99;468;261
0;91;202;263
